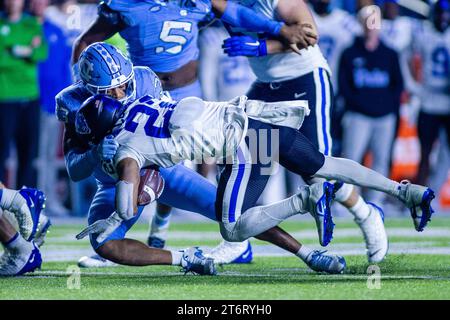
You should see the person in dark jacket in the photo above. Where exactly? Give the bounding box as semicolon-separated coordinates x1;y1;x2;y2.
339;5;404;203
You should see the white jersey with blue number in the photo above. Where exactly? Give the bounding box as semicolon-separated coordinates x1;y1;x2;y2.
235;0;330;82
114;96;248;170
312;9;360;89
414;22;450;115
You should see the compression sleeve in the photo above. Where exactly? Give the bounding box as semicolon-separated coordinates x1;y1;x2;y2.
220;1;284;36
64;148;99;182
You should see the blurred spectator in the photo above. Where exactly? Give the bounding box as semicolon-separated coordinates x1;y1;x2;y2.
339;5;404;203
31;0;72;215
0;0;48;188
412;0;450;186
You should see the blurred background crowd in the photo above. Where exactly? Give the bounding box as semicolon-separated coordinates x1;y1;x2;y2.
0;0;449;217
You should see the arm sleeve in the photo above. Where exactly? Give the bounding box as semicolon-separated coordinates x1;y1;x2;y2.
63;125;99;182
220;1;283;36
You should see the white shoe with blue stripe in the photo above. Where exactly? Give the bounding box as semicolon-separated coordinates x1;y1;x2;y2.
0;241;42;277
205;240;253;265
181;247;217;275
397;180;435;232
78;254;117;268
307;182;335;247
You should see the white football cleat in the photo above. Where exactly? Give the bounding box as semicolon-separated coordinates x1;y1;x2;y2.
33;214;52;247
205;240;253;264
305;250;346;274
78;254;117;268
397;180;435;232
0;241;42;276
306;182;335;247
355;203;388;263
181;247;217;275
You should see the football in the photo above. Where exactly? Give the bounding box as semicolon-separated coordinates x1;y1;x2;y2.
137;168;165;206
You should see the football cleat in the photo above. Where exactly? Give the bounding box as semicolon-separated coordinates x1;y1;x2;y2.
205;240;253;265
33;214;52;247
0;241;42;277
181;247;217;276
356;202;389;263
305;250;346;274
397;180;435;232
147;236;166;249
9;188;46;241
307;182;335;247
78;254;117;268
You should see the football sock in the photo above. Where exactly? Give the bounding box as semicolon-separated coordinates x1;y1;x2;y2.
154;210;171;227
315;157;400;198
334;183;354;202
225;187;310;241
3;232;29;253
349;197;371;222
296;245;313;262
170;250;183;266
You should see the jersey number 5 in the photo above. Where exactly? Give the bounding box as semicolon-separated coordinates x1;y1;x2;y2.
156;21;193;55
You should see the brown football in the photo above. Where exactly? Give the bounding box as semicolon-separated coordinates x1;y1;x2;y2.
137;168;165;206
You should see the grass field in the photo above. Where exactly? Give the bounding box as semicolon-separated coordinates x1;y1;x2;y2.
1;216;450;300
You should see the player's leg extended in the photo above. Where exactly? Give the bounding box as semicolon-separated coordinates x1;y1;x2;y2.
159;164;254;264
0;211;42;276
81;184;215;275
248;68;387;261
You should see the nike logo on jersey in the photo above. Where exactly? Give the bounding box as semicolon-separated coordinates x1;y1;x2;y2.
294;92;307;99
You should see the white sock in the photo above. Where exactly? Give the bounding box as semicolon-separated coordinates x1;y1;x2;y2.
3;232;30;253
334;183;354;202
296;245;313;262
349;197;371;222
170;250;183;266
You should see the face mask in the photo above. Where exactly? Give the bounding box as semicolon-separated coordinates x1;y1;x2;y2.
312;1;331;15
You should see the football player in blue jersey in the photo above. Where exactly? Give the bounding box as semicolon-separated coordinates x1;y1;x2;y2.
70;0;318;265
0;183;47;276
58;42;350;274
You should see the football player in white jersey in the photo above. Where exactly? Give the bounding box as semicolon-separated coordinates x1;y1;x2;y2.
379;0;418;92
75;93;435;272
310;0;361;89
412;0;450;186
221;0;393;263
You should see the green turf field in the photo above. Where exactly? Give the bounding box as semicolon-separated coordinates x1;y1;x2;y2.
1;217;450;300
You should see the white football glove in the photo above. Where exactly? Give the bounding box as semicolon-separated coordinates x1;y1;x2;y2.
75;211;122;243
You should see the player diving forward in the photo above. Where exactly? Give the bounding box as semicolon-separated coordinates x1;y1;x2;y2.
59;42;349;275
72;0;318;265
221;0;407;263
0;184;47;276
74;90;434;266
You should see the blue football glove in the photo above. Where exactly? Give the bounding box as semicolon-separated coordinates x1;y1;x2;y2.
222;36;268;57
96;135;119;161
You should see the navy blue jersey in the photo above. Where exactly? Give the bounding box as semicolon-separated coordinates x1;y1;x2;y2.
103;0;212;73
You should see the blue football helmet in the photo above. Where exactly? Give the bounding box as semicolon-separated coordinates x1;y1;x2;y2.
75;94;126;145
79;42;136;105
